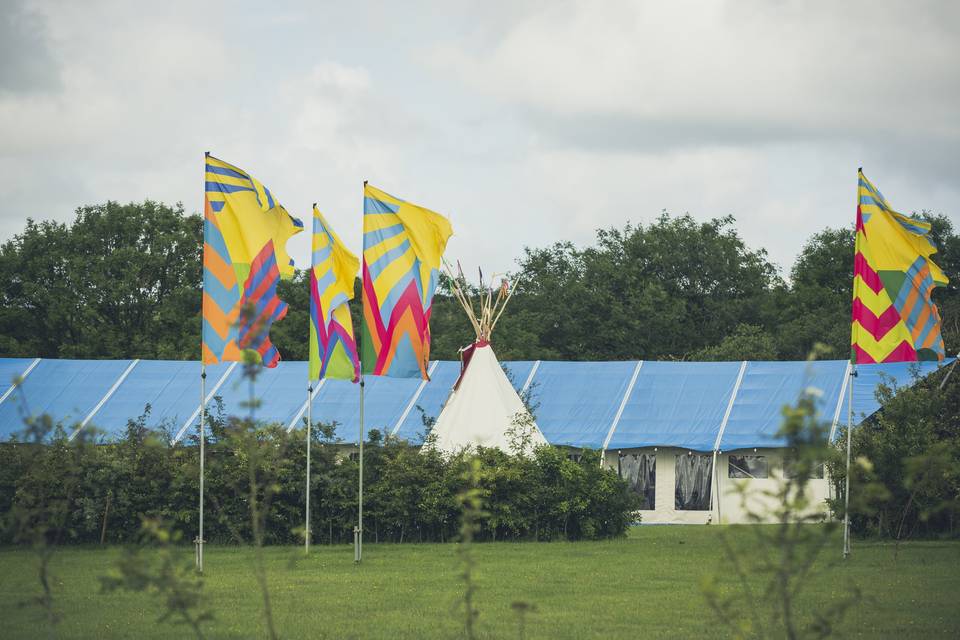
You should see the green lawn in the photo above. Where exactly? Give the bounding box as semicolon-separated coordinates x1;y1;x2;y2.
1;527;958;639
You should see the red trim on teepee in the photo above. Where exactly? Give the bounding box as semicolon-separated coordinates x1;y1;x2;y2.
453;340;490;390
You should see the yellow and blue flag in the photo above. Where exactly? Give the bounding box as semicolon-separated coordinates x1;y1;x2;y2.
202;153;303;368
309;206;360;381
361;184;452;379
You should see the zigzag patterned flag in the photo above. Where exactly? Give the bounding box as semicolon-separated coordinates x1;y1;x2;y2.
851;170;949;364
202;153;303;368
361;184;453;378
309;205;360;381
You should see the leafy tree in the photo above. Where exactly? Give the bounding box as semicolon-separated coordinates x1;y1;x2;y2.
775;227;854;360
449;213;782;361
691;323;778;361
828;363;960;539
0;201;201;359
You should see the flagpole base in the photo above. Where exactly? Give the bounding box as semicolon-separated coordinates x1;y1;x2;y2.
353;526;362;564
194;536;205;573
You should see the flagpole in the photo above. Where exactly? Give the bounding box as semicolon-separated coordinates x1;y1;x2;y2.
197;365;206;572
305;381;312;554
843;367;855;560
355;180;368;564
356;377;365;563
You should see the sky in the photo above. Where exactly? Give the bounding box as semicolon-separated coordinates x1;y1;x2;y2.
1;0;958;278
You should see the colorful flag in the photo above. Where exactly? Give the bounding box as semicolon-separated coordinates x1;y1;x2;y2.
851;170;949;363
361;184;453;378
309;206;360;381
202;153;303;368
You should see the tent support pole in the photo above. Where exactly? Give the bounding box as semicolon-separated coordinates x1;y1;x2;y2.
305;383;313;554
712;449;721;524
843;367;855;560
196;365;206;573
355;378;365;563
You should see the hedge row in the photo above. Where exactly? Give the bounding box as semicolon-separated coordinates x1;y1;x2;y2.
0;406;639;546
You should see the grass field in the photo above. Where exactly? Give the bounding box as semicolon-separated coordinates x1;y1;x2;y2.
1;526;958;639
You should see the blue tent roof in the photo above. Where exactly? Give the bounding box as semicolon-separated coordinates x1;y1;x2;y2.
0;357;951;450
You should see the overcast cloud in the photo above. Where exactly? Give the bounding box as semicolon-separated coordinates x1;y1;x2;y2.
1;0;957;277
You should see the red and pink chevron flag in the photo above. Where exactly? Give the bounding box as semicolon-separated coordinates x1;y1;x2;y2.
851;170;948;364
360;184;452;379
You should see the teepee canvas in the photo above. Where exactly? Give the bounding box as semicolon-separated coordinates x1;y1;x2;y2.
428;266;548;454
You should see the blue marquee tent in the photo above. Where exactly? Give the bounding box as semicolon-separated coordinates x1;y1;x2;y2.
0;357;950;450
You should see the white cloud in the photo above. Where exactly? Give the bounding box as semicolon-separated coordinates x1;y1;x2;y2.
0;0;957;283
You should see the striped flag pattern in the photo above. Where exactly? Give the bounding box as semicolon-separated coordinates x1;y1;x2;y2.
361;184;452;379
202;154;303;368
309;206;360;381
851;170;948;364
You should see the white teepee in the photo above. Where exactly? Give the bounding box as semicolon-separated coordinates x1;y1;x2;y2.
428;265;548;454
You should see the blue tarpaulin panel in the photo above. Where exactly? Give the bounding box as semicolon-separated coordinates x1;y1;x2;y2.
502;361;537;393
531;361;637;448
720;360;849;450
393;361;460;443
209;360;307;430
0;358;36;389
312;375;421;443
609;361;742;452
93;360;195;435
0;359;132;439
852;360;948;422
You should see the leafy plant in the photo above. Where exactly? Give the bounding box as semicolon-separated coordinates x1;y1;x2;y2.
100;517;213;639
702;353;861;639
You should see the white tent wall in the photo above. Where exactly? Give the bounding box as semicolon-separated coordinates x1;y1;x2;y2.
604;447;830;525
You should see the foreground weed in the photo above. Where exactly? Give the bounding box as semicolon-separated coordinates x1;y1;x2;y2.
4;382;97;639
100;518;212;639
457;457;487;640
701;350;861;639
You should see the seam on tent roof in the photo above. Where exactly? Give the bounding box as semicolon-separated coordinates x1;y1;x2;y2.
70;359;140;441
391;360;439;436
519;360;541;396
286;379;327;433
713;360;748;451
0;357;41;407
601;360;643;452
828;361;853;441
173;361;238;443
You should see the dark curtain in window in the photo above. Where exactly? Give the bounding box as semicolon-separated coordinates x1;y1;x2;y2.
675;454;713;510
618;453;656;510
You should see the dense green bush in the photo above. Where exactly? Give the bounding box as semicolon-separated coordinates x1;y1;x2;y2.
827;362;960;539
0;408;639;546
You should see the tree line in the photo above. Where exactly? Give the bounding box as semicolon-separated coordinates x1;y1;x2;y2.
2;200;956;363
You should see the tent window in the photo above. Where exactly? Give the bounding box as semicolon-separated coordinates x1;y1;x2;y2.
728;455;768;479
675;454;712;510
618;453;656;510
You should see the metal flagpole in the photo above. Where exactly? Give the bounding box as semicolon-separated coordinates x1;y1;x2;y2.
197;365;206;572
305;382;313;554
355;179;367;564
938;354;959;391
355;378;365;563
843;367;855;559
